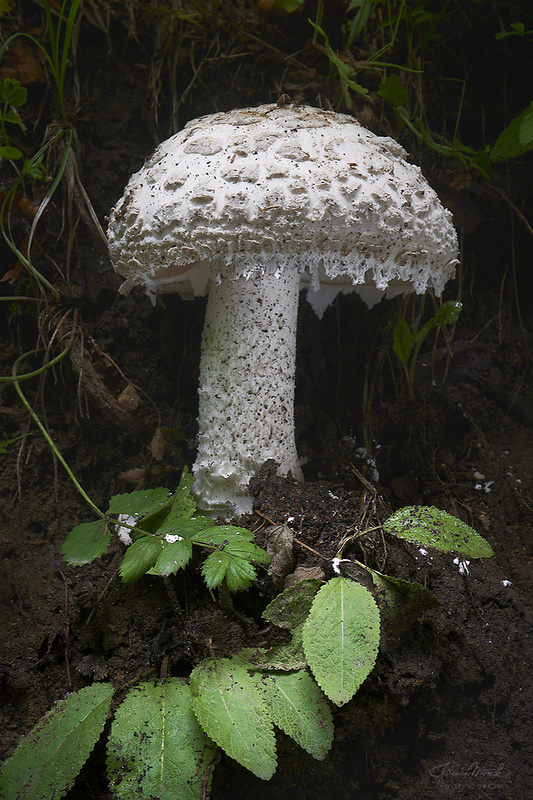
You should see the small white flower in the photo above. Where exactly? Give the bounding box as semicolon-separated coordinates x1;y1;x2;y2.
502;579;512;587
165;534;183;543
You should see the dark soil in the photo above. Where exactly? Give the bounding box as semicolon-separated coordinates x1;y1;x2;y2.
1;3;532;799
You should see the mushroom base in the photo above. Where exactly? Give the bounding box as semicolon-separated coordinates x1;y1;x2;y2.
192;266;303;517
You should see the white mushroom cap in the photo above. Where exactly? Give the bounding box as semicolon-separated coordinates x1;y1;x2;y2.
108;103;458;310
107;104;459;517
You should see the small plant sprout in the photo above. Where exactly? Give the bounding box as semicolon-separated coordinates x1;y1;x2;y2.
389;299;462;398
107;103;458;517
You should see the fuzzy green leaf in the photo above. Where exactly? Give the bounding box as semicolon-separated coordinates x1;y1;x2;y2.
107;679;215;800
190;656;276;780
253;670;333;760
303;577;380;706
383;506;494;557
61;519;111;565
120;536;163;583
107;488;171;518
0;683;114;800
262;580;322;630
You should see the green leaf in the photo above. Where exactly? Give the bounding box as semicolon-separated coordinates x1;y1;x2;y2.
158;514;215;541
190;656;276;780
369;569;440;637
490;101;533;161
378;74;407;108
3;109;23;125
247;626;308;671
107;488;171;519
194;526;270;591
420;300;462;335
61;519;111;565
0;433;29;454
303;577;380;706
150;538;194;577
0;78;27;106
495;22;527;39
120;536;163;583
252;670;333;760
22;155;46;181
392;316;415;365
275;0;305;11
201;538;269;591
0;145;23;160
0;683;114;800
262;579;322;630
383;506;494;557
168;467;196;520
192;525;255;545
107;679;216;800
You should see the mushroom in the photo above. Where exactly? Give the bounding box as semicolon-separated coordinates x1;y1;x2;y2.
107;104;458;518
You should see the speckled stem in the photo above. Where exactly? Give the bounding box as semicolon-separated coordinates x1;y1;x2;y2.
192;266;304;517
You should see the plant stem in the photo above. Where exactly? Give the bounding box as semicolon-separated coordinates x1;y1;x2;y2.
12;346;104;518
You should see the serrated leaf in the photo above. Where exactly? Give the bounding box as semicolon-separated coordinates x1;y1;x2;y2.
303;577;380;707
158;514;215;541
383;506;494;557
3;109;23;125
0;683;114;800
192;525;255;545
149;538;193;577
61;519;111;565
369;569;440;637
201;544;264;592
120;536;163;583
107;488;171;518
0;77;27;106
196;530;270;591
262;580;322;630
253;670;333;760
190;656;276;780
107;679;215;800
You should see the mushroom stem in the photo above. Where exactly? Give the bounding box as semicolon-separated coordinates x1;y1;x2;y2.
192;265;304;517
